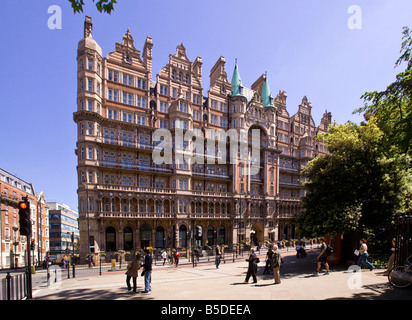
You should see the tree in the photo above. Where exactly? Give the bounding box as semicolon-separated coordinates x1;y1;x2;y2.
295;119;411;237
68;0;117;14
355;27;412;156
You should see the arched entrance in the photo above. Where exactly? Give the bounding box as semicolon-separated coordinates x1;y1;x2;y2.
251;223;264;246
123;226;133;251
105;226;116;252
155;226;165;249
140;224;152;248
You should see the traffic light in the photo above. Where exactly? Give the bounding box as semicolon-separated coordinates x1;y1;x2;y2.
30;239;35;250
18;198;32;237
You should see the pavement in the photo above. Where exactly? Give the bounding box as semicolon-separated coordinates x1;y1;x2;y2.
30;248;412;301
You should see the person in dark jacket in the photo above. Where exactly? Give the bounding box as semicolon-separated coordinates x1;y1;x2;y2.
142;249;153;293
244;249;258;283
125;253;141;292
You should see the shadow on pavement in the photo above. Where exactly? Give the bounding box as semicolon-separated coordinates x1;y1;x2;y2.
34;287;157;300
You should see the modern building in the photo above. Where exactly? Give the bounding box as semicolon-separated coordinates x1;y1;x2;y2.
0;168;49;269
73;17;331;260
48;202;79;261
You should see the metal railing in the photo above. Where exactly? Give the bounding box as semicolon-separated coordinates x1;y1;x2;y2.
0;272;28;300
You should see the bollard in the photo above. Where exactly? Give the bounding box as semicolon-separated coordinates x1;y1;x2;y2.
72;264;76;278
6;272;11;300
111;259;116;270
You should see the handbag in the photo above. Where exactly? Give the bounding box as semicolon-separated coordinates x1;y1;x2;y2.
141;270;145;277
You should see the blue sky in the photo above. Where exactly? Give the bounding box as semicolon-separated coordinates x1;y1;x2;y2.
0;0;411;211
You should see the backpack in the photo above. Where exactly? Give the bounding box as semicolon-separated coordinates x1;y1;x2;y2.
325;245;333;256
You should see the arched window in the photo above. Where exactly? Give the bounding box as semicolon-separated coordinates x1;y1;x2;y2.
140;224;152;248
207;226;214;246
218;226;226;245
123;226;133;251
105;226;116;252
156;226;165;248
179;225;187;247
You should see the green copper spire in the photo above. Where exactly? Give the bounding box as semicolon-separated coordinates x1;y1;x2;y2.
261;73;274;107
231;60;242;97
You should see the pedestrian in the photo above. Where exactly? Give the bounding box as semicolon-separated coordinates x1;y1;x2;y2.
174;250;180;267
357;239;374;271
215;245;222;269
314;238;330;275
385;238;396;275
125;252;141;293
244;249;258;283
271;245;282;284
263;245;274;274
142;249;153;293
161;250;167;266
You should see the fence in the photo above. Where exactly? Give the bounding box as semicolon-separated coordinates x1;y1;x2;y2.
394;215;412;267
0;272;28;300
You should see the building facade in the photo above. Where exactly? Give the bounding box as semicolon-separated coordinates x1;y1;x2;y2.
48;202;79;261
0;168;49;269
74;17;331;259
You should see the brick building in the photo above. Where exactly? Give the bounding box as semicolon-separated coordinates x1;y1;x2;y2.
0;168;49;269
73;17;331;260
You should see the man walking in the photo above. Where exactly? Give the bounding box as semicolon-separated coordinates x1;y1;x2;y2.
142;249;153;293
244;249;258;283
315;238;330;276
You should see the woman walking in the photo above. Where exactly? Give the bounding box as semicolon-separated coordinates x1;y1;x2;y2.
357;239;374;271
125;252;141;293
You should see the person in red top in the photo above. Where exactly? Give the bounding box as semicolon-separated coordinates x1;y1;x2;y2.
174;251;180;267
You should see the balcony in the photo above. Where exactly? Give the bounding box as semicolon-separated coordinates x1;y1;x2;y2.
96;184;177;194
192;172;230;180
96;161;173;174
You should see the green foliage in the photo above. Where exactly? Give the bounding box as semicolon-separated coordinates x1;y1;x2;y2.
68;0;117;14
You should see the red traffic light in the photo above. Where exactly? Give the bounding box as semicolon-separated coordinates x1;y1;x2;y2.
19;202;28;209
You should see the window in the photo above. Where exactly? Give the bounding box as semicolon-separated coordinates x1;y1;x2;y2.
87;79;93;92
87;123;93;135
159;119;168;129
108;69;119;82
107;109;118;120
159;85;168;96
108;89;119;102
88;147;93;159
178;179;188;190
88;59;94;71
87;100;93;111
123;74;133;86
122;112;133;123
104;130;116;144
159;102;168;113
136;96;147;108
137;78;146;90
122;133;133;147
123;92;133;105
179;102;188;113
122;154;133;169
178;200;187;213
136;115;146;126
104;151;116;167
